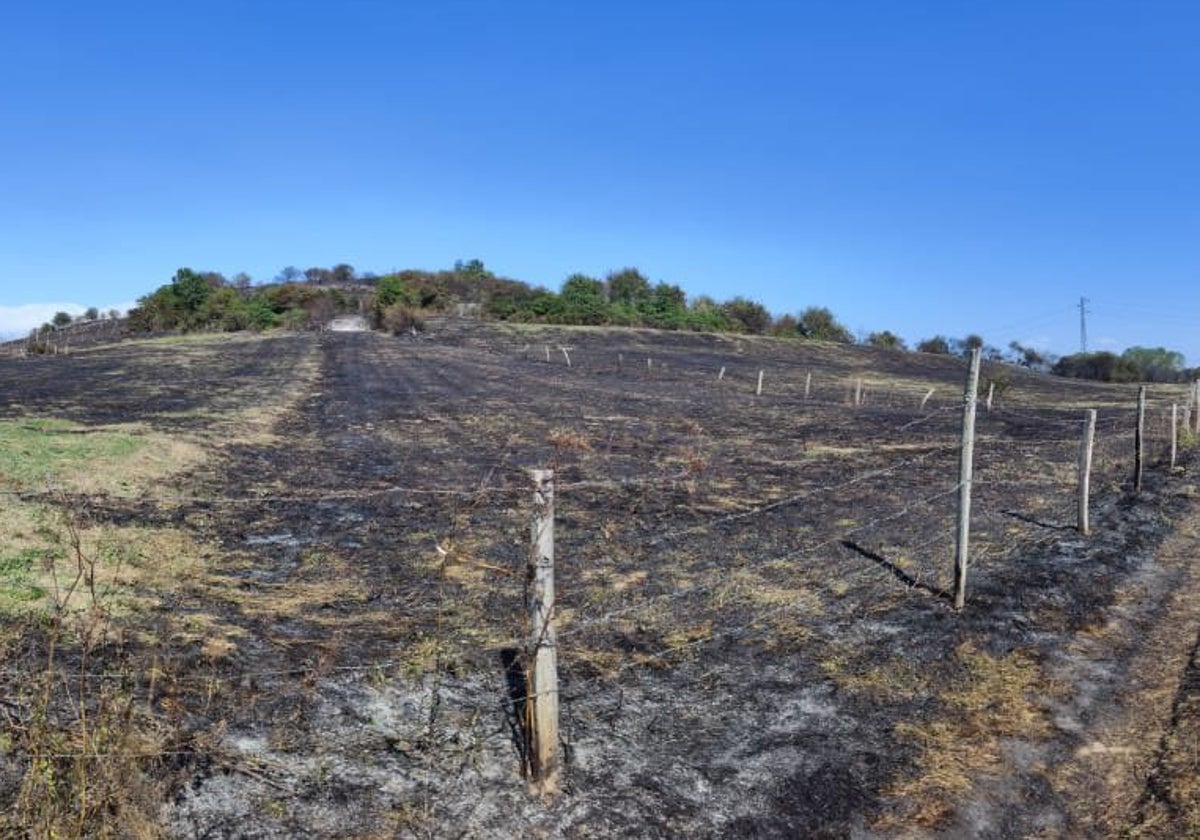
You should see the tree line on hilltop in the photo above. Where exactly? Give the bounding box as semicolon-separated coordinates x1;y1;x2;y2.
84;261;1194;385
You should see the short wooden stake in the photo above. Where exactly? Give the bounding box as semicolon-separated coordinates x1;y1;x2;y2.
854;378;863;407
804;372;812;400
1078;409;1096;535
986;381;995;413
527;470;560;793
718;366;725;381
953;348;981;611
544;345;550;363
756;370;764;396
1171;404;1178;470
646;357;652;371
1135;385;1146;491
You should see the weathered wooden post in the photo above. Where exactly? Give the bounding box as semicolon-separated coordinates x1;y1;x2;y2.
527;469;560;793
646;357;652;372
618;353;623;372
718;365;726;381
920;387;936;409
953;348;982;611
985;381;995;413
804;371;812;400
1171;404;1179;470
1078;409;1097;535
1193;381;1200;433
544;345;551;363
756;370;764;397
854;378;863;407
560;347;571;368
1135;386;1147;491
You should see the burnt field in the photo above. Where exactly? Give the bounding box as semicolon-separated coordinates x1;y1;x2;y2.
2;323;1200;838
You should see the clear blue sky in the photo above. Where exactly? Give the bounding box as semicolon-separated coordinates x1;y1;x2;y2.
2;1;1198;362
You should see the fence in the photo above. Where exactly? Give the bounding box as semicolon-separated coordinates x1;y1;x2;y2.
0;337;1195;832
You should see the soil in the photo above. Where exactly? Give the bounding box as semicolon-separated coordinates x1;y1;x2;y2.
1;322;1198;838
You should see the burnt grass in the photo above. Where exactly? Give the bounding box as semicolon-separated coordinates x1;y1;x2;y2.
2;322;1200;838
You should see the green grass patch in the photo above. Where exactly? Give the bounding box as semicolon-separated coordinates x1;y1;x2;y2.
0;419;145;490
0;547;50;609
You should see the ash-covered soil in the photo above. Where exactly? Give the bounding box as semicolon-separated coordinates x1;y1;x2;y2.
2;323;1199;838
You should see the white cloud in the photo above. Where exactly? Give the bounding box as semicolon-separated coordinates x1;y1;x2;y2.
0;301;135;340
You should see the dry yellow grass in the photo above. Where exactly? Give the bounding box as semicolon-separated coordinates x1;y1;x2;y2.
878;642;1050;829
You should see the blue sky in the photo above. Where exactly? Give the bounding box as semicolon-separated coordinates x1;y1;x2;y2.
2;1;1198;362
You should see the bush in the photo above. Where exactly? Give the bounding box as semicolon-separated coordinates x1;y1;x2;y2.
381;304;424;334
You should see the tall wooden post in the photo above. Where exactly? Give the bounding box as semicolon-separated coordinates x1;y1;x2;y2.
1171;404;1179;470
1078;409;1097;535
527;470;560;793
954;349;982;611
1135;386;1147;491
985;381;995;413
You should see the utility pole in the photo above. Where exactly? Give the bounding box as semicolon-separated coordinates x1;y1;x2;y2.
1079;296;1090;353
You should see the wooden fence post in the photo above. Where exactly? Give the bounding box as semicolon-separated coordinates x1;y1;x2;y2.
804;372;812;400
1135;385;1146;491
986;381;995;413
953;348;981;611
527;469;560;793
1171;404;1178;470
854;378;863;407
1079;409;1096;535
756;370;764;397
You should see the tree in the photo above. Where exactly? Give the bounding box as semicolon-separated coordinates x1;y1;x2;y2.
1121;346;1185;382
606;268;652;308
52;311;73;327
232;272;253;291
867;330;906;350
559;274;610;325
276;266;303;283
1052;351;1138;382
83;307;100;321
721;297;772;334
304;267;332;285
952;334;984;357
1008;341;1048;370
797;307;852;343
330;263;356;285
916;336;951;355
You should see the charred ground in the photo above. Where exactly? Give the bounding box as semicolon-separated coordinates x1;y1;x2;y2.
1;323;1199;838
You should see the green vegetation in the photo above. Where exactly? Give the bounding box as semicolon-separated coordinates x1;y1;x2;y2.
115;260;1199;384
1053;346;1193;383
0;419;144;490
